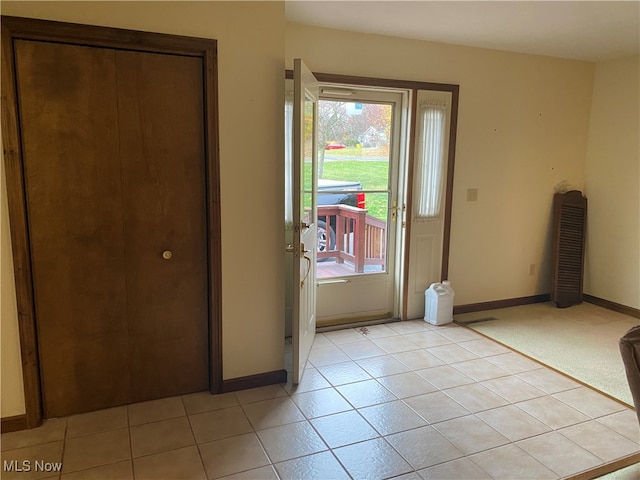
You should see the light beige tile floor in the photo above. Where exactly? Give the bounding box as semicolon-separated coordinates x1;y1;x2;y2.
1;320;638;479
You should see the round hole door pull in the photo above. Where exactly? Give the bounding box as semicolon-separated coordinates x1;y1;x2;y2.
162;250;173;260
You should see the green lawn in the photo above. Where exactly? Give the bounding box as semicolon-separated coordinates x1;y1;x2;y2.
321;160;389;220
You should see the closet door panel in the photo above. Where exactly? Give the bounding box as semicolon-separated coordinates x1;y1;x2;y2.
115;50;209;400
15;40;130;417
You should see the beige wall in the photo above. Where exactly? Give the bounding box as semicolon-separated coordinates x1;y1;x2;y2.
3;4;631;421
584;56;640;309
1;139;26;417
1;1;286;416
286;23;594;306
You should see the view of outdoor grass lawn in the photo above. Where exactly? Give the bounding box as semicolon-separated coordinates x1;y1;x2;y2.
304;99;392;222
321;158;389;221
306;148;390;221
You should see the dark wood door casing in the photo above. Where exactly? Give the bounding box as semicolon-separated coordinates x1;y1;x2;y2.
286;71;459;320
1;16;222;425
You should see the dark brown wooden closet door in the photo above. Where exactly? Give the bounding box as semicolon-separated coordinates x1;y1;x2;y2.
115;50;209;401
14;40;209;417
15;40;131;417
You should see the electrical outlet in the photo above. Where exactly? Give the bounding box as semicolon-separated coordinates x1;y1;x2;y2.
529;264;535;276
467;188;478;202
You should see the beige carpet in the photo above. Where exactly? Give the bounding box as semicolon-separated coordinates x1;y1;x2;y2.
455;301;639;407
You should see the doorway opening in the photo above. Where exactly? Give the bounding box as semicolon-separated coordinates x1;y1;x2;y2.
314;85;408;327
284;69;459;381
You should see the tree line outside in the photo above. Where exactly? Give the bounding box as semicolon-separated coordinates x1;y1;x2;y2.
303;100;393;221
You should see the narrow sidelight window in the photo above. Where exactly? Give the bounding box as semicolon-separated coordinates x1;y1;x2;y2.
416;103;447;219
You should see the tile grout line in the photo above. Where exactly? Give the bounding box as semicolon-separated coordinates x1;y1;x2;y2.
281;378;363;478
2;320;637;479
127;403;135;480
311;329;447;477
237;394;279;477
58;418;68;480
325;322;637;478
317;332;503;478
184;393;221;479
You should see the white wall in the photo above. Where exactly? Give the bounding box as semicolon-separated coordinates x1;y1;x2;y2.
585;56;640;309
286;23;594;307
1;1;286;417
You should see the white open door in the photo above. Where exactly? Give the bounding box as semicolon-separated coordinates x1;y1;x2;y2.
291;59;319;384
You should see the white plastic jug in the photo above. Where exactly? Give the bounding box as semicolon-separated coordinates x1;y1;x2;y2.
424;280;455;325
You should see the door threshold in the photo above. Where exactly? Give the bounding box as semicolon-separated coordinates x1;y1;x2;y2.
317;317;399;333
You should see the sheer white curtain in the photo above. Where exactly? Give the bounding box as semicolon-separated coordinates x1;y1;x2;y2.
416;103;447;219
284;86;294;227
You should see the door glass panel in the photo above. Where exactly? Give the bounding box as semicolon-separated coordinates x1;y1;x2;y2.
302;98;315;225
316;100;393;277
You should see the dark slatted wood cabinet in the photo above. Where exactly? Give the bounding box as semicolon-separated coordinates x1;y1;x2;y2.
551;190;587;308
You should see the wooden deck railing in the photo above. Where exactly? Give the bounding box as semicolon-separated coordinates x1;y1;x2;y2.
317;205;386;273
